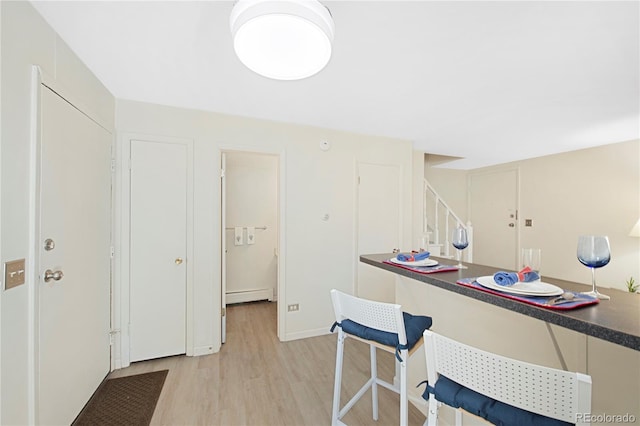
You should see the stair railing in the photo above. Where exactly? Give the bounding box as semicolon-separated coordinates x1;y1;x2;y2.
423;179;473;262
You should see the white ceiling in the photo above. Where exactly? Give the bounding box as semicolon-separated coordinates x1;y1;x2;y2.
31;1;639;169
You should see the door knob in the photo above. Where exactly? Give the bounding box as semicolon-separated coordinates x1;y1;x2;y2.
175;258;183;265
508;223;515;227
44;269;64;282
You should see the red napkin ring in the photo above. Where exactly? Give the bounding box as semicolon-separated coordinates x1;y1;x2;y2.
517;266;532;282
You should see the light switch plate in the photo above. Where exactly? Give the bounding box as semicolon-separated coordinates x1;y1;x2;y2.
5;259;26;290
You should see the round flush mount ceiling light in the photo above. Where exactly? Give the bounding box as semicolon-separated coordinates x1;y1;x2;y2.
230;0;335;80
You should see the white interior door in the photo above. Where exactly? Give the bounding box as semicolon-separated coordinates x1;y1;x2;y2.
469;169;519;269
129;140;187;362
37;86;112;425
357;163;401;302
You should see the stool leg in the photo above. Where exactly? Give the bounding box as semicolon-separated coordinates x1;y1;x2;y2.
332;331;346;425
400;349;408;426
370;345;379;421
455;408;462;426
427;398;438;426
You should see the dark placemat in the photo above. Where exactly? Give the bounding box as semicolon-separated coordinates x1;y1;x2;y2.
456;277;599;310
73;370;168;426
383;260;460;274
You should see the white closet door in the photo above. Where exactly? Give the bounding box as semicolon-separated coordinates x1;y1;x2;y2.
129;139;187;361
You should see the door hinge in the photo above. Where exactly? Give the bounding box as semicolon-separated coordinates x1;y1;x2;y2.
110;246;115;258
110;159;116;172
220;168;225;178
222;307;226;317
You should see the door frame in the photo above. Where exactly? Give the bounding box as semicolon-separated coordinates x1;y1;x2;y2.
221;152;227;344
116;133;194;367
218;146;286;341
28;66;115;423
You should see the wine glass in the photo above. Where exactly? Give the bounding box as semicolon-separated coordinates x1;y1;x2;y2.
452;227;469;269
577;235;611;300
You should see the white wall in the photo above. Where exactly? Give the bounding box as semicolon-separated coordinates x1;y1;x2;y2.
225;151;278;300
515;140;639;289
0;2;115;424
427;139;640;291
115;99;415;354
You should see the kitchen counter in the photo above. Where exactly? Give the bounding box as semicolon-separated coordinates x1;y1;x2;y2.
361;253;640;423
361;253;640;351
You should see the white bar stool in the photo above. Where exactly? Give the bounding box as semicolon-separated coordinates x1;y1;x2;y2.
421;329;592;426
330;289;433;426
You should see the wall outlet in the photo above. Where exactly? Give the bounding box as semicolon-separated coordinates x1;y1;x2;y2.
525;219;533;227
287;303;299;312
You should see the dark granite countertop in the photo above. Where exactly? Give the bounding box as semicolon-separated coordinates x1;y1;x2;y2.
361;253;640;351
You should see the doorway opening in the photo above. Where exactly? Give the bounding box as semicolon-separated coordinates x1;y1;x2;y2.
221;150;280;343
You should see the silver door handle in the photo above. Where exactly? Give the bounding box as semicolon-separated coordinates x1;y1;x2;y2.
44;269;64;282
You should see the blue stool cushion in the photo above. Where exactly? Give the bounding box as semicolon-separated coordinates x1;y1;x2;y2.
424;375;572;426
456;386;495;418
340;312;432;350
487;400;575;426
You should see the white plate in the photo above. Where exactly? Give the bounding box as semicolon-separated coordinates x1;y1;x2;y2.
475;276;563;296
389;257;438;267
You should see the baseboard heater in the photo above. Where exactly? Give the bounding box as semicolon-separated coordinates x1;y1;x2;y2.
226;288;274;304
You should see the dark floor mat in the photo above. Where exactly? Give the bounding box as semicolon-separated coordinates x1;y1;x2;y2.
73;370;168;426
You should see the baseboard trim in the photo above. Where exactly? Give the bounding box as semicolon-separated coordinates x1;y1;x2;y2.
192;345;215;356
283;326;332;341
226;288;273;304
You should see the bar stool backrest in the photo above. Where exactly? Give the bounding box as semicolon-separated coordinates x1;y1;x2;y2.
423;330;592;425
330;289;408;346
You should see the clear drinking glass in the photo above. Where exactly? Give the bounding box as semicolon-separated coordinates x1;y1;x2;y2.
521;248;541;280
452;227;469;269
576;235;611;300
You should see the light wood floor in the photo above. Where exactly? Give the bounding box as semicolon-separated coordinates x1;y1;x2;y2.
109;301;427;425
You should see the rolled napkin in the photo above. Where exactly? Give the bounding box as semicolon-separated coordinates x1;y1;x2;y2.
397;251;430;262
493;266;540;286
